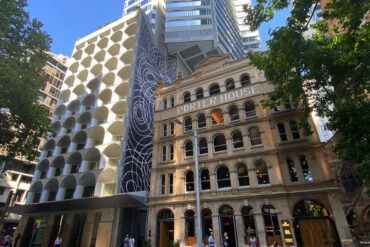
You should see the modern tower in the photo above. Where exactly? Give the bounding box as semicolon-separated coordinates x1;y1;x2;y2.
12;11;176;247
123;0;246;74
233;0;263;54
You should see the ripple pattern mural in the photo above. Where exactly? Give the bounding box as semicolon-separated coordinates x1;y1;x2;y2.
121;15;176;192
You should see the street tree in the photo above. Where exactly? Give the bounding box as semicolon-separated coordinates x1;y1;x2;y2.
0;0;52;167
244;0;370;188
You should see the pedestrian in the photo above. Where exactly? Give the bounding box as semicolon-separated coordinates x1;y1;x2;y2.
271;241;279;247
208;230;216;247
123;234;130;247
249;236;257;247
54;235;62;247
3;234;11;247
223;232;229;247
129;235;135;247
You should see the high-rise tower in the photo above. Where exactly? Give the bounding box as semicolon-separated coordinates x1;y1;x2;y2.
234;0;263;55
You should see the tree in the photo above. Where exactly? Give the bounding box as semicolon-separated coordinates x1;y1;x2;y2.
244;0;370;188
0;0;52;166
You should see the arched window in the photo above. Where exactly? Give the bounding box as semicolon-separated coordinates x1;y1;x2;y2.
286;157;298;182
217;166;231;188
241;206;257;242
237;163;250;186
196;88;204;99
197;114;206;128
162;124;167;137
185;141;193;157
240;74;251;86
229;105;240;121
200;169;210;190
198;138;208;155
244;101;256;118
185;171;194;192
185;210;195;242
209;84;220;95
170;97;175;107
161;146;166;162
211;109;224;125
184;117;192;131
232;131;244;149
183;91;191;103
248;127;262;146
213;134;227;152
169;122;175;135
160;174;165;195
225;79;235;90
163;99;167;110
262;205;281;242
255;160;269;185
289;121;300;139
168;173;173;194
299;155;313;181
277;123;288;141
169;144;174;160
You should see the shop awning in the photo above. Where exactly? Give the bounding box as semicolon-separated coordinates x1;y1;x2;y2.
10;193;146;214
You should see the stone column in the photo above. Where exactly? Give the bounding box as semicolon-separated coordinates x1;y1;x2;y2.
32;170;41;181
94;182;103;196
47;167;56;178
68;142;77;153
248;168;257;187
99;157;106;169
229;171;238;190
53;146;61;156
226;137;233;155
56;188;66;201
210;172;217;192
25;192;34;204
254;213;267;247
80;160;89;172
212;215;222;247
63;164;72;175
174;208;184;247
235;213;246;246
207;141;214;159
328;193;354;247
40;190;49;202
74;185;84;199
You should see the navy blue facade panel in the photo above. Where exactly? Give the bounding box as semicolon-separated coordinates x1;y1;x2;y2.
121;15;176;192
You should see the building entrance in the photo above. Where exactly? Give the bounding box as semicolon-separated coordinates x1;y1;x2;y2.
157;209;174;247
293;200;341;247
219;205;237;247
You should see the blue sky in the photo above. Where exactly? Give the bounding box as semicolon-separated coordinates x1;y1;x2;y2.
26;0;290;57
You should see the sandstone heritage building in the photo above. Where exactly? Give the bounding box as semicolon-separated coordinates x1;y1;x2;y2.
149;55;354;247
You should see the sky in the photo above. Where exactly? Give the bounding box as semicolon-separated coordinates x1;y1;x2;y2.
26;0;291;57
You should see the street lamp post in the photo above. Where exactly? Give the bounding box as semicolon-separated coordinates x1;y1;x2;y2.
174;119;202;247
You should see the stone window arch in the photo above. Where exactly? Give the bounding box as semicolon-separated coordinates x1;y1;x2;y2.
216;166;231;189
254;160;270;185
240;74;251;86
213;134;227;152
185;170;195;192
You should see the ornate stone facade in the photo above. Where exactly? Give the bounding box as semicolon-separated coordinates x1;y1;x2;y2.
149;55;354;247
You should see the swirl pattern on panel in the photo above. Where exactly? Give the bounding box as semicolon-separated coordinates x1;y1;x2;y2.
121;16;176;192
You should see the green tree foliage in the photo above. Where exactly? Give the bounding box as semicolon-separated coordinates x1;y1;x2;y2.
244;0;370;187
0;0;52;165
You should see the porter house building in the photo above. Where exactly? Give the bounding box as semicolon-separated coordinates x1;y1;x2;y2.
149;55;353;247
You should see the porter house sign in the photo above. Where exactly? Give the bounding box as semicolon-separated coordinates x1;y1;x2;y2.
177;84;260;114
